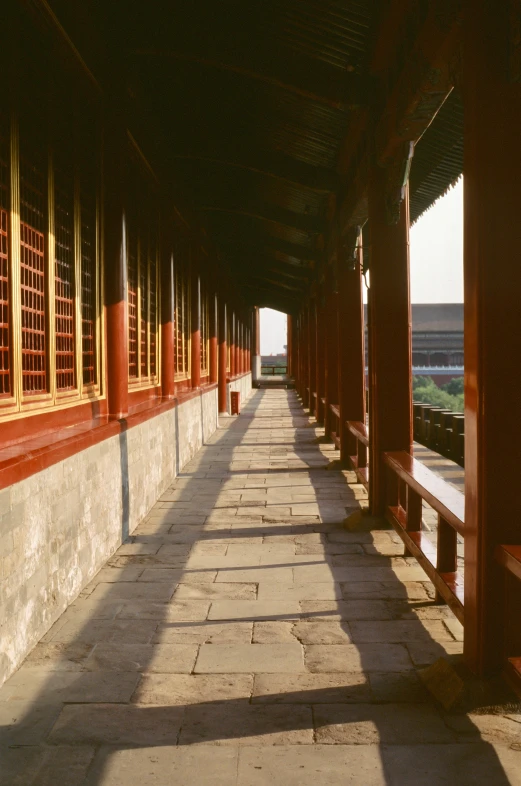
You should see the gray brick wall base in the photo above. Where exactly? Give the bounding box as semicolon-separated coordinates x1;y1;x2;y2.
0;381;251;687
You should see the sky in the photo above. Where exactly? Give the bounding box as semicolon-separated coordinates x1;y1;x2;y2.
260;178;464;354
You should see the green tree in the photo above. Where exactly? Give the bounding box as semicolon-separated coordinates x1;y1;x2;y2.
412;376;463;412
442;377;464;396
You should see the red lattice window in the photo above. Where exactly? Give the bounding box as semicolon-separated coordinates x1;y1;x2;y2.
174;240;190;380
54;168;76;391
226;314;231;372
149;231;158;378
0;121;10;398
128;230;138;378
20;149;47;395
81;184;97;386
140;243;149;378
200;280;209;374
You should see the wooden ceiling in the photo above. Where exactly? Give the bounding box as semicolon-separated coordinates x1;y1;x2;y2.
59;0;463;312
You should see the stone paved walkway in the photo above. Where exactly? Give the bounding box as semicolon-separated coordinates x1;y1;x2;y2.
1;389;521;784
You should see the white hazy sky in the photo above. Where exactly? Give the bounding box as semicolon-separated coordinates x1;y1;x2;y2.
261;178;464;354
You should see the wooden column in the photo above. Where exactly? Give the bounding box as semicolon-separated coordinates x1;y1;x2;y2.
324;270;339;438
291;314;299;381
316;292;326;425
338;232;365;463
367;167;412;516
218;297;228;413
209;290;218;385
298;311;305;396
286;314;292;376
160;207;175;399
236;319;241;375
104;125;128;419
462;0;521;675
229;311;236;378
302;306;310;408
190;253;201;389
308;299;317;416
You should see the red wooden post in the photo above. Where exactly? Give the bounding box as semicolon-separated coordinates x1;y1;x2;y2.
337;231;365;463
301;306;310;408
229;310;236;378
252;306;261;382
316;292;326;425
191;251;201;389
367;167;412;516
104;125;128;419
160;206;175;399
286;314;292;376
209;289;218;385
218;297;227;413
236;319;242;375
462;0;521;675
324;268;339;439
308;299;317;416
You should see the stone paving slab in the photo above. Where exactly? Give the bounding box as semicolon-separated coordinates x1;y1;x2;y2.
1;389;520;785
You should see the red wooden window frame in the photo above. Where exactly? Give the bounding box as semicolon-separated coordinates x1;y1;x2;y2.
200;279;209;374
128;228;138;379
174;238;190;380
54;165;76;391
0;118;10;398
140;240;149;378
149;230;158;378
20;143;47;396
80;175;97;387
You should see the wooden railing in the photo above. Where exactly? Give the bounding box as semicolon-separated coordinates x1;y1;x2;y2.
346;420;369;488
413;403;465;466
261;364;287;376
496;545;521;693
384;450;464;623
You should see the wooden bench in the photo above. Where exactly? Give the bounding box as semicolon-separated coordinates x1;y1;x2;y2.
496;545;521;695
346;420;369;488
383;450;464;623
330;404;341;449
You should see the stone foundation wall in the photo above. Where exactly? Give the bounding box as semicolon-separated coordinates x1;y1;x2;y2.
0;386;220;687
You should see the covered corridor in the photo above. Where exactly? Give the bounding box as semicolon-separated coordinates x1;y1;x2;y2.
1;390;520;784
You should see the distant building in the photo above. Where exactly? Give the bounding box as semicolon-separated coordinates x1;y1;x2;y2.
365;304;463;385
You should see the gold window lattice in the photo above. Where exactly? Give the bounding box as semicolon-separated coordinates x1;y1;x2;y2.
80;169;97;387
174;239;190;380
200;280;209;374
54;164;76;392
0;117;10;398
20;138;47;396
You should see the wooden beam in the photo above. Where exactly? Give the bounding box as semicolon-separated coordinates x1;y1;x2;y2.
172;151;338;193
210;229;320;264
133;49;366;111
199;204;325;235
374;4;462;166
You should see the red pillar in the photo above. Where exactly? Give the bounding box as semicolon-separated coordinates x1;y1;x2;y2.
324;270;339;438
191;252;201;389
218;297;227;413
230;311;236;377
301;306;309;408
104;125;128;419
209;290;218;385
338;231;366;463
160;208;175;400
367;169;412;516
308;299;317;416
462;0;521;675
286;315;292;376
235;319;241;375
316;292;326;425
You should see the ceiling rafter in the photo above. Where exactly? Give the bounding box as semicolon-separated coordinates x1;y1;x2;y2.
133;49;366;111
172;151;338;193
